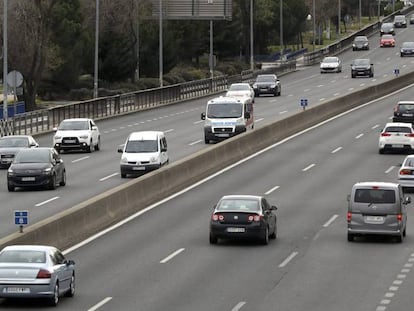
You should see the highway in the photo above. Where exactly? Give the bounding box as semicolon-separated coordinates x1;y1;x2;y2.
1;26;413;238
2;24;414;309
3;71;413;310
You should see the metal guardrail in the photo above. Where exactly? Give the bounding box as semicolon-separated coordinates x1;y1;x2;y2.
1;61;295;136
304;6;414;66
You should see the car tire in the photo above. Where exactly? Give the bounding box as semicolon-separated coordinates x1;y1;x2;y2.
48;174;56;190
370;73;374;78
48;282;59;306
7;184;14;192
209;232;218;244
269;225;277;239
204;137;210;144
396;234;403;243
277;88;281;96
261;227;269;245
379;149;385;154
65;274;75;297
347;233;354;242
87;140;94;153
351;74;356;78
403;227;407;237
59;170;66;186
95;137;101;151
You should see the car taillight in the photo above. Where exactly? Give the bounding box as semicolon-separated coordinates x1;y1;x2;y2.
400;169;412;175
397;214;403;222
381;133;392;136
347;212;352;223
212;214;224;221
405;133;414;137
394;106;399;113
247;214;262;222
36;269;52;279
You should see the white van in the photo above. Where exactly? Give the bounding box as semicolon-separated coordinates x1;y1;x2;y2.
200;96;254;144
117;131;169;178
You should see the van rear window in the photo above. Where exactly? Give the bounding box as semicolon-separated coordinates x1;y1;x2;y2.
354;189;396;204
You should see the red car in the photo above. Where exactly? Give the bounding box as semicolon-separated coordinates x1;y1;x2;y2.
380;34;395;47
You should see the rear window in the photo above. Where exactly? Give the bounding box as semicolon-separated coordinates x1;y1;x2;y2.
398;104;414;111
354;189;396;204
217;199;259;212
0;250;46;263
384;126;412;133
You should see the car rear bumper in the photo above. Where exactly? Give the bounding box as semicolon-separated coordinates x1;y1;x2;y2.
210;223;266;240
0;283;54;298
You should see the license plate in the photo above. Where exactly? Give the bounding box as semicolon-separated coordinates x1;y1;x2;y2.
365;216;385;224
21;177;35;181
402;114;413;117
227;227;245;233
4;287;30;293
64;139;76;143
216;133;230;137
132;167;145;171
392;144;404;148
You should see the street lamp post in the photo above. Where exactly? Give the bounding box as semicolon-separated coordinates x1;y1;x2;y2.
280;0;283;62
250;0;253;71
313;0;315;51
338;0;341;37
93;0;99;99
3;0;8;119
159;0;163;87
359;0;362;29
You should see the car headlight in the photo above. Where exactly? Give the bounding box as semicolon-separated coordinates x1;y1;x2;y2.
150;156;158;163
7;168;14;175
120;156;128;164
364;43;368;46
252;84;258;89
79;135;89;139
352;43;356;47
270;84;276;88
43;167;52;174
54;135;61;140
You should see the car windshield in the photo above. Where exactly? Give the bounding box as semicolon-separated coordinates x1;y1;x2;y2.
0;250;46;263
125;140;158;153
353;59;369;66
228;84;250;91
395;16;405;22
384;126;412;133
58;120;89;130
354;36;367;42
217;199;260;211
207;103;242;118
354;189;396;204
14;149;50;163
0;137;28;148
402;42;414;48
382;23;393;30
382;35;394;40
256;75;276;82
323;57;338;63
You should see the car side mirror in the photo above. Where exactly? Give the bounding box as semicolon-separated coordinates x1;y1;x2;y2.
53;127;58;131
201;112;206;120
64;259;75;266
271;205;278;210
405;196;411;204
117;145;124;153
244;112;250;119
161;147;167;152
92;126;98;130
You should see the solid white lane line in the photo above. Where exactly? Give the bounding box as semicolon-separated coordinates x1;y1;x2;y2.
35;197;60;207
323;214;338;228
99;173;119;181
319;98;326;101
256;118;264;123
279;252;298;268
164;129;174;133
302;164;315;172
194;120;203;124
189;139;202;146
265;186;280;195
372;124;380;129
72;156;90;163
160;248;185;264
331;147;342;154
355;133;364;139
231;302;246;311
279;110;288;114
88;297;113;311
385;166;395;174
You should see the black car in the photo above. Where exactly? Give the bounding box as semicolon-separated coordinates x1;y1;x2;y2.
209;195;277;245
410;13;414;24
351;58;374;78
380;22;395;36
7;147;66;191
400;41;414;57
252;74;281;97
393;101;414;123
394;15;407;28
0;135;39;168
352;36;369;51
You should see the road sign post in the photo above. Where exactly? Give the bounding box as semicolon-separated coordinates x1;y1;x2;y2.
300;98;308;111
14;210;28;233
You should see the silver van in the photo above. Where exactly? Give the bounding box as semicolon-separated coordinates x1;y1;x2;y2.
347;182;411;242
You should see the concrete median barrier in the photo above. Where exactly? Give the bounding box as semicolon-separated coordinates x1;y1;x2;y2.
1;72;414;250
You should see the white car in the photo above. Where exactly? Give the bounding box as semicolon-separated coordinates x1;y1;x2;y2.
225;83;255;101
320;56;342;73
53;118;101;153
398;155;414;189
379;122;414;154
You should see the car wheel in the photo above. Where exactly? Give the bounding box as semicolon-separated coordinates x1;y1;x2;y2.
277;88;281;96
396;233;403;243
370;73;374;78
379;149;385;154
204;137;210;144
59;170;66;186
48;174;56;190
65;274;75;297
403;227;407;237
351;74;356;78
7;184;14;192
401;53;404;57
347;233;354;242
48;282;59;306
269;225;277;239
95;137;101;151
209;232;218;244
261;227;269;245
87;140;94;153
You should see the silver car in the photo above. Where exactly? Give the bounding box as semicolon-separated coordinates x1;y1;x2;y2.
320;56;342;73
0;135;39;168
0;245;75;306
398;155;414;190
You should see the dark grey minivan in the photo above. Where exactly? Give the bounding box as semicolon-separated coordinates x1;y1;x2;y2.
347;182;411;242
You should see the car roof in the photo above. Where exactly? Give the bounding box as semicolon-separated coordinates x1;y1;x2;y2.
128;131;164;140
385;122;413;127
1;245;58;252
0;135;32;139
256;74;277;78
61;118;90;122
397;101;414;105
354;36;368;40
208;96;250;105
220;195;263;200
353;182;399;190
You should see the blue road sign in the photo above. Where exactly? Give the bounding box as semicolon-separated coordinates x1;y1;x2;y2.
14;210;28;225
300;98;308;107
